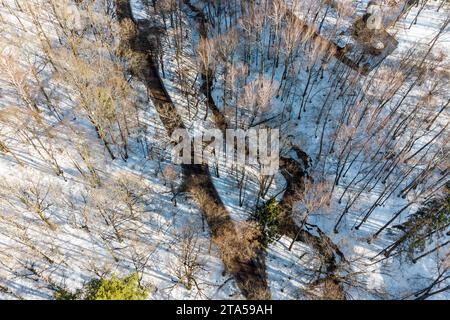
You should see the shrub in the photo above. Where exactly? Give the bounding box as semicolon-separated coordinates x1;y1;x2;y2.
84;273;148;300
253;198;281;247
54;273;148;301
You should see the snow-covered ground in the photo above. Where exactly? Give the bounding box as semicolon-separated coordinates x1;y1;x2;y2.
170;0;449;299
0;0;240;300
0;0;448;300
284;0;450;299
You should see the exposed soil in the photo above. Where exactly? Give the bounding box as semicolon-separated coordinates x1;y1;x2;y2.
182;0;349;299
280;1;397;74
116;0;270;300
116;0;348;300
278;148;348;299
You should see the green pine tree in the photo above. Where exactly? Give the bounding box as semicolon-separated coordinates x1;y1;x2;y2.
84;273;148;300
396;186;450;260
254;198;281;248
54;273;148;300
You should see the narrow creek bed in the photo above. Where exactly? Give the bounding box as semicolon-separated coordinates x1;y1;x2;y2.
182;0;349;299
116;0;270;300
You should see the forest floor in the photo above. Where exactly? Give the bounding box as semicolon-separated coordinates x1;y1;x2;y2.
117;0;271;300
0;0;448;300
